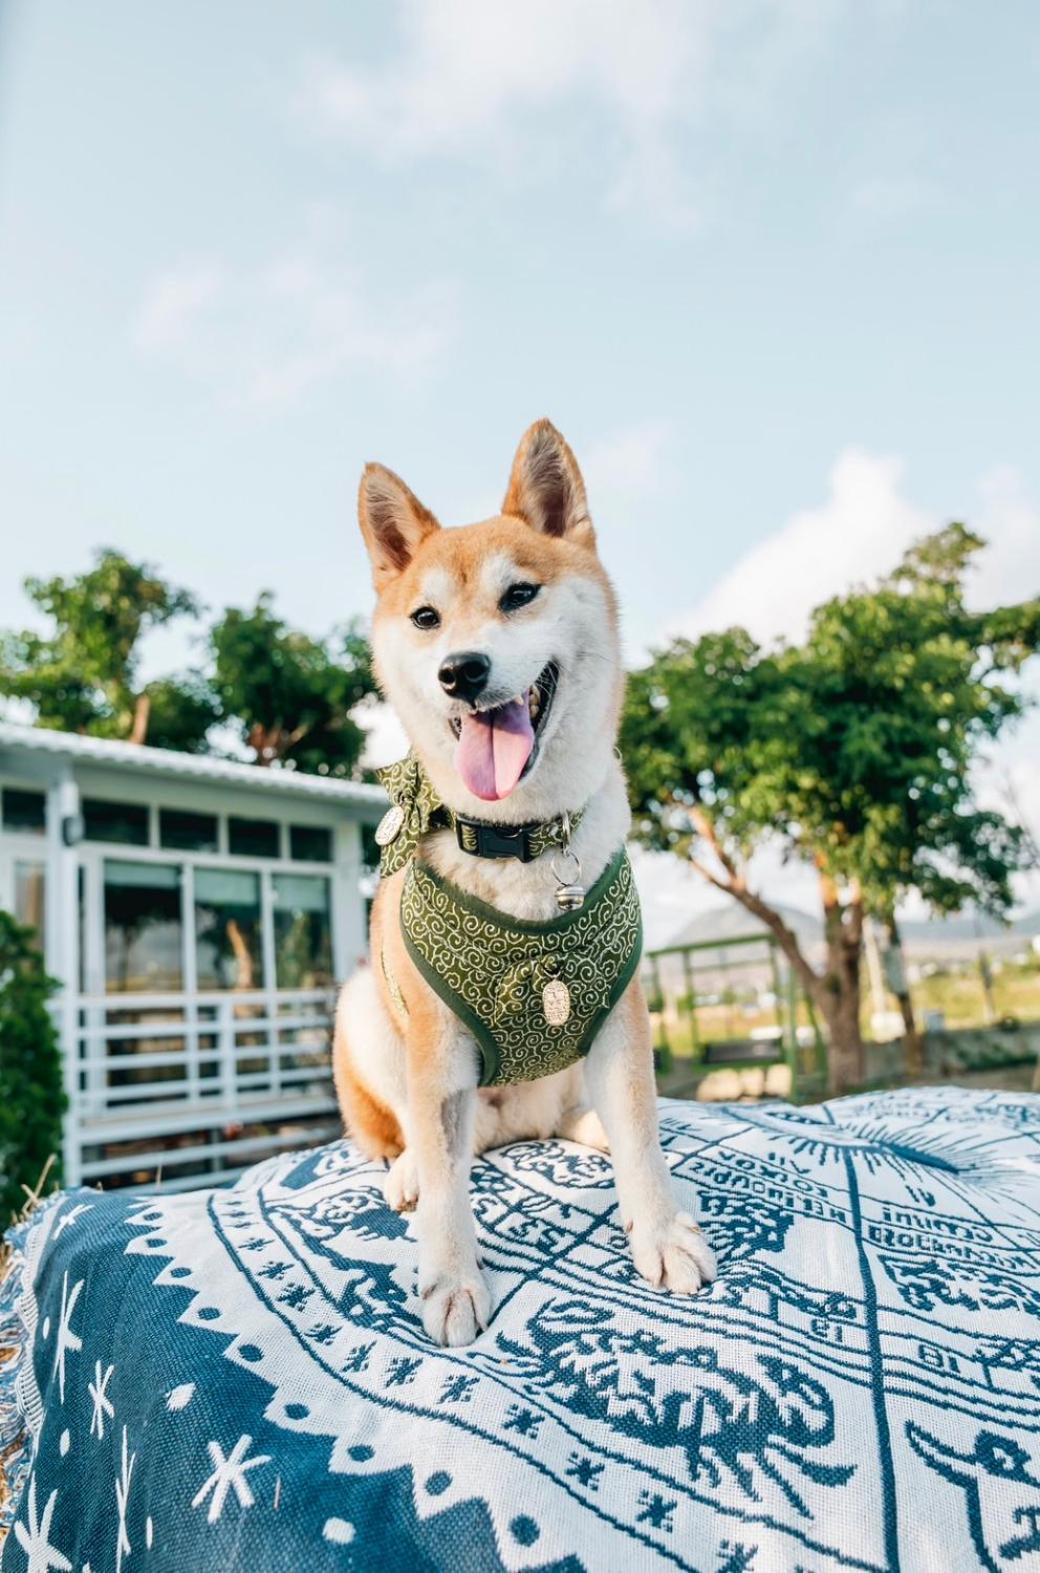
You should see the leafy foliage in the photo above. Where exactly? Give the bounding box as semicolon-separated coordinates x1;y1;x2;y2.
624;525;1038;921
0;549;203;745
0;554;379;777
0;911;66;1222
210;594;376;774
141;672;223;754
622;525;1039;1087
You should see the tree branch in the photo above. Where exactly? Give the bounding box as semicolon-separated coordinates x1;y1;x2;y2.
688;804;744;888
685;808;821;1004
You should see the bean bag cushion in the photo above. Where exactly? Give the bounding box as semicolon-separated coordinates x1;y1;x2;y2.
2;1089;1040;1572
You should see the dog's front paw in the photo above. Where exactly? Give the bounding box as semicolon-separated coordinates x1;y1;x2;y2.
384;1151;419;1213
630;1211;716;1294
420;1268;491;1347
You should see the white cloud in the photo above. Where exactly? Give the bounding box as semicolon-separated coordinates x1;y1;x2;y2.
676;448;935;645
677;449;1040;647
293;0;842;220
973;465;1040;607
132;240;456;407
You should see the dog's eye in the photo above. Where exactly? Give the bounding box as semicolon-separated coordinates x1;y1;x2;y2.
499;582;541;613
410;605;440;630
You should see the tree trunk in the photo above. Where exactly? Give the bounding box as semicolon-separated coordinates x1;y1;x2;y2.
885;914;923;1078
129;692;151;746
816;866;866;1095
815;977;865;1095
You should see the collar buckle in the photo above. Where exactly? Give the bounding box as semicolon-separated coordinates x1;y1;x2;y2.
455;818;534;862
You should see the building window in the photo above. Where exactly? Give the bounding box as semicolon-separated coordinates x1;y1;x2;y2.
159;807;219;852
104;860;183;993
14;861;45;946
84;798;149;846
194;868;264;991
2;787;46;834
273;874;333;988
289;824;333;863
228;816;280;858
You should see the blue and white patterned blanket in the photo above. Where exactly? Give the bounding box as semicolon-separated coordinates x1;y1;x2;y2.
3;1089;1040;1572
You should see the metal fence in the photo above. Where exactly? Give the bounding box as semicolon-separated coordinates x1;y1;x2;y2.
643;931;827;1101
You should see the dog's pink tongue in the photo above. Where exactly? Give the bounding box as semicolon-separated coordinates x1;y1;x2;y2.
454;695;534;801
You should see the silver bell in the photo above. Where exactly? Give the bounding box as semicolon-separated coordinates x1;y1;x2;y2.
555;883;586;912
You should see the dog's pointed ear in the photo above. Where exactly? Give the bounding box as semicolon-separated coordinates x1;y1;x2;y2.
358;463;440;589
502;420;595;548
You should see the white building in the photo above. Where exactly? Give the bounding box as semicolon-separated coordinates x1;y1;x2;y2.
0;722;384;1191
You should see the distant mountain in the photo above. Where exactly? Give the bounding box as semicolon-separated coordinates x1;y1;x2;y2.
663;902;824;960
663;902;1040;960
896;909;1040;943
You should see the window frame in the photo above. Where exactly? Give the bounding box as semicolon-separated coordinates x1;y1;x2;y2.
75;808;342;1003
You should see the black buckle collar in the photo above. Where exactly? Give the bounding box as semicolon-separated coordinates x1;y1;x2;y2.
453;817;539;862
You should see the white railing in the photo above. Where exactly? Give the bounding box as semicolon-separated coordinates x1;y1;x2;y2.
66;986;343;1190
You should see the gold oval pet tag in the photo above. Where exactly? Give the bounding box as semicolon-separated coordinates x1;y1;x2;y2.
375;804;405;847
542;978;571;1027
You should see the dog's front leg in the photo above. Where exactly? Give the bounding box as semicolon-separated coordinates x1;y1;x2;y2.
407;1026;490;1347
585;982;717;1294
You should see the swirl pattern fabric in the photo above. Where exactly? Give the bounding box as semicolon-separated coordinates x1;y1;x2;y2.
401;849;642;1085
3;1089;1040;1571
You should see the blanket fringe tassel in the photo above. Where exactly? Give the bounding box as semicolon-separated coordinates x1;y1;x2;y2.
1;1163;62;1537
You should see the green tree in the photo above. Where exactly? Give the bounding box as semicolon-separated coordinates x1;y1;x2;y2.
0;548;214;749
210;594;376;774
623;525;1039;1093
0;911;66;1221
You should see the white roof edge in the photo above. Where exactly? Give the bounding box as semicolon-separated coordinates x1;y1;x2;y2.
0;721;386;808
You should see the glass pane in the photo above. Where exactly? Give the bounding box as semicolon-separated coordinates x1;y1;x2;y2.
290;824;332;862
3;788;46;833
84;798;149;846
228;816;280;857
104;859;183;993
195;867;264;991
160;807;218;851
273;873;332;988
14;862;45;946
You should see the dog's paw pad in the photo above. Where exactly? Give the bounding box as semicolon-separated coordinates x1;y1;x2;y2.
632;1211;716;1295
420;1272;491;1347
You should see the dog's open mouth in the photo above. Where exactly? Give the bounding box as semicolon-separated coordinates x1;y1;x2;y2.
450;662;559;802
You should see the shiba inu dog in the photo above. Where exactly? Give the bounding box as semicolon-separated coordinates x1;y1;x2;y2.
333;419;716;1347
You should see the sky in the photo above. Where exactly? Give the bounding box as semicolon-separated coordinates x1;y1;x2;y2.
1;0;1038;943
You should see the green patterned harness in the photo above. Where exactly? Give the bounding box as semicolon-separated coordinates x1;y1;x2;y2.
376;758;643;1087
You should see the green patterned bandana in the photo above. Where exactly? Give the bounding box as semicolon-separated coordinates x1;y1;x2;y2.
376;755;445;878
399;848;642;1087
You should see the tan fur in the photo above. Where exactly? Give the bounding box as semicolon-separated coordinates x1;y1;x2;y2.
332;1026;404;1160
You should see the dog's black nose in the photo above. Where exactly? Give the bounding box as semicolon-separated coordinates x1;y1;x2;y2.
439;650;491;702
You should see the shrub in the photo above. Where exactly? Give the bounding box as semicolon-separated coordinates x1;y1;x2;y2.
0;910;65;1222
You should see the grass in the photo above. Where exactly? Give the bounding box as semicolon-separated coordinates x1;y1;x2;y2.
911;962;1040;1030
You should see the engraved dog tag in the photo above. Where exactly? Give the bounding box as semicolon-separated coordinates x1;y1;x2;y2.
375;804;405;846
542;978;571;1027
